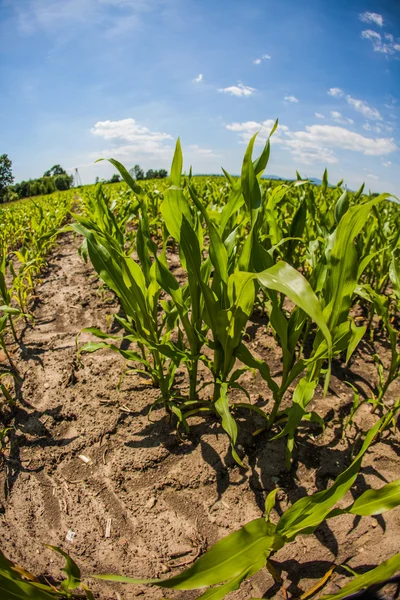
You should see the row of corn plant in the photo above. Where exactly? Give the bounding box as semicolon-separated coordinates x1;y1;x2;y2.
74;122;399;467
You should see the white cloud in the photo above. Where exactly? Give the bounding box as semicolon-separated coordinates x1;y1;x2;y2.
359;12;383;27
346;95;382;120
289;124;395;156
383;161;392;167
193;73;203;83
284;95;299;103
328;87;344;97
330;111;354;125
315;113;325;119
361;29;400;54
218;82;255;97
92;118;172;143
253;53;271;64
363;122;382;133
366;173;379;180
187;144;220;158
12;0;161;35
225;119;396;166
91;118;173;158
89;118;219;167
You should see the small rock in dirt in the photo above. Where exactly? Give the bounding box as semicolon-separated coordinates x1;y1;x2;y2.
145;496;156;509
159;563;170;574
20;473;30;481
44;383;50;389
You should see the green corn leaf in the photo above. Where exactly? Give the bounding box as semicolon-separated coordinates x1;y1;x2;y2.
214;382;243;466
170;138;183;187
389;248;400;300
348;479;400;516
334;190;349;224
0;306;21;315
321;169;328;194
81;327;121;340
95;518;280;590
79;341;110;354
235;343;280;397
95;158;143;195
194;564;262;600
276;419;381;540
241;133;261;218
319;553;400;600
324;194;390;331
47;546;81;591
265;488;279;520
256;262;332;353
345;321;366;364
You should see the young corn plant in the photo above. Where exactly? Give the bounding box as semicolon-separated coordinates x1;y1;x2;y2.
95;419;400;600
255;184;393;466
0;545;94;599
72;180;185;414
154;131;332;463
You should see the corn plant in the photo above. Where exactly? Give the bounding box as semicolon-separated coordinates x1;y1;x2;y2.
0;545;93;599
95;420;400;599
72;182;184;412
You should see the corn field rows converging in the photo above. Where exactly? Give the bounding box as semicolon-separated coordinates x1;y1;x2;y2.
0;123;400;599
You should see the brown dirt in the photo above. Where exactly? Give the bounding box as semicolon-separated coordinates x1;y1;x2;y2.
0;232;399;600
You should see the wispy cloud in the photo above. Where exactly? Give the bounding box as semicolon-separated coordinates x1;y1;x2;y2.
284;95;299;103
11;0;165;36
218;82;255;97
187;144;220;158
253;53;271;64
193;73;203;83
346;95;382;120
359;12;383;27
361;29;400;55
315;113;325;119
226;120;396;165
363;122;382;133
330;111;354;125
328;87;344;97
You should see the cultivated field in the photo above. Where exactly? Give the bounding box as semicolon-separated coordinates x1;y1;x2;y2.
0;131;400;600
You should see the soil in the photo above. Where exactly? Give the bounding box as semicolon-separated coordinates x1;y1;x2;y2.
0;232;399;600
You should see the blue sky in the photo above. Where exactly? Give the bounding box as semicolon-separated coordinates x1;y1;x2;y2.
0;0;399;193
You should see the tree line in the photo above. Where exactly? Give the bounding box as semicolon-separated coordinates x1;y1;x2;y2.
0;155;73;202
0;154;169;203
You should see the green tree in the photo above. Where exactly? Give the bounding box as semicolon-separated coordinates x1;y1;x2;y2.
54;174;73;191
44;164;67;177
130;164;145;180
145;169;155;180
0;154;14;202
109;174;120;183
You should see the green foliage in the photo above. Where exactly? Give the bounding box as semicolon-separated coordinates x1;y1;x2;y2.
0;154;14;202
75;127;399;467
95;420;400;599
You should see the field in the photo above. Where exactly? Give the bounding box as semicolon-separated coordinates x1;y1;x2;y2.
0;131;399;600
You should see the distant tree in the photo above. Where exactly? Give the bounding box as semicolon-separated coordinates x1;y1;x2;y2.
130;164;145;180
95;176;100;184
109;174;120;184
44;164;67;177
0;154;14;202
54;174;73;191
155;169;168;179
145;169;155;180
